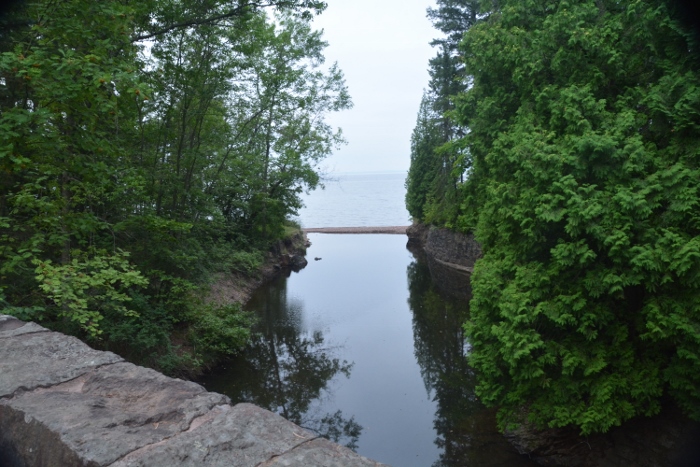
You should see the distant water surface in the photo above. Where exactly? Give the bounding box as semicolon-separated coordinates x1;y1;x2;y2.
295;171;411;228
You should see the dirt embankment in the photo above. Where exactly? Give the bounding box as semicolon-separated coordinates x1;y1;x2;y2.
207;230;309;307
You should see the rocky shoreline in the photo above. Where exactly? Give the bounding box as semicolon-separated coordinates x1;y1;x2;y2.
207;229;310;307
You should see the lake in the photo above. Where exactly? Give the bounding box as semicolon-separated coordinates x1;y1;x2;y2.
199;233;537;466
294;171;411;228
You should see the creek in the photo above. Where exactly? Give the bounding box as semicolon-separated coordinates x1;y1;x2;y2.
199;233;537;467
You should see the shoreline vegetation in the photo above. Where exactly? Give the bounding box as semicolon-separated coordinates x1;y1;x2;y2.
0;1;350;381
405;0;700;442
208;228;309;309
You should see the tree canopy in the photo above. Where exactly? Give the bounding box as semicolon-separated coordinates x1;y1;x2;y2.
0;0;349;373
407;0;700;435
405;0;478;227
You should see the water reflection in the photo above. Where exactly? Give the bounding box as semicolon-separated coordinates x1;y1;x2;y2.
407;255;536;467
200;274;363;450
201;234;535;466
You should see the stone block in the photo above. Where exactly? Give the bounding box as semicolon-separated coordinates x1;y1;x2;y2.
1;362;228;466
0;315;387;467
110;403;317;467
0;321;123;398
259;436;387;467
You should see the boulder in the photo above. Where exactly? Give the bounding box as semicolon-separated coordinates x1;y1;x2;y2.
290;254;308;271
111;403;385;467
1;361;228;466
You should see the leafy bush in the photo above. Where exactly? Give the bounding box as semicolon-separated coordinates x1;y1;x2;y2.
187;303;255;361
34;250;148;338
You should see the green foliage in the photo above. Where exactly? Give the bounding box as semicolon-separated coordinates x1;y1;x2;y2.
34;250;147;337
0;0;346;373
405;93;443;220
458;0;700;435
226;250;265;275
405;0;479;228
98;290;180;368
187;303;254;359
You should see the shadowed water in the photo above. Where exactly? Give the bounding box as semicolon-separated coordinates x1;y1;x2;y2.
199;234;537;466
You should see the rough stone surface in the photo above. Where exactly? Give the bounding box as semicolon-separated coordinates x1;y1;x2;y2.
277;253;308;272
423;227;482;269
406;224;478;300
0;404;92;467
0;315;49;338
259;437;386;466
0;315;387;467
1;361;228;466
406;223;482;270
0;323;123;398
405;223;430;248
289;254;308;270
108;403;385;467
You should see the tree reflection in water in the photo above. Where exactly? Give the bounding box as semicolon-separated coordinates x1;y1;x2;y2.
407;255;535;467
200;274;362;450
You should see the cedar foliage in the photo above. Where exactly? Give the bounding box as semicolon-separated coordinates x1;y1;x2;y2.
457;0;700;434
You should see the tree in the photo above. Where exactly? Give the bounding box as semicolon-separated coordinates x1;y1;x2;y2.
0;0;147;334
405;92;443;221
220;13;351;241
460;0;700;434
0;0;348;373
405;0;480;226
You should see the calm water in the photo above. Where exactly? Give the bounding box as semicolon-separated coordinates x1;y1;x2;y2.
295;171;411;227
200;234;536;467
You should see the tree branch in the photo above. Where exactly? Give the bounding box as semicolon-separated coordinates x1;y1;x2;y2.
130;0;325;42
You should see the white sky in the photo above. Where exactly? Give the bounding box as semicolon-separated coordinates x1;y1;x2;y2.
312;0;438;174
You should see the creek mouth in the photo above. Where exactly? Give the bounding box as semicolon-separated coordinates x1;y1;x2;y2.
198;233;536;467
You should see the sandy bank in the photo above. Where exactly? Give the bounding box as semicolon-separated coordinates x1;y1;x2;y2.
303;226;409;234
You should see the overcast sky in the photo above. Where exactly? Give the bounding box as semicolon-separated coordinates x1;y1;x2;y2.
311;0;438;174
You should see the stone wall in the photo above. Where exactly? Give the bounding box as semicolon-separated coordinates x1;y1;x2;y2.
0;315;386;467
407;224;481;270
406;224;481;300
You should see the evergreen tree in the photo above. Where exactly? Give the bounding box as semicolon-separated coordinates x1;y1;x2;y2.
405;0;480;225
460;0;700;434
405;92;443;220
